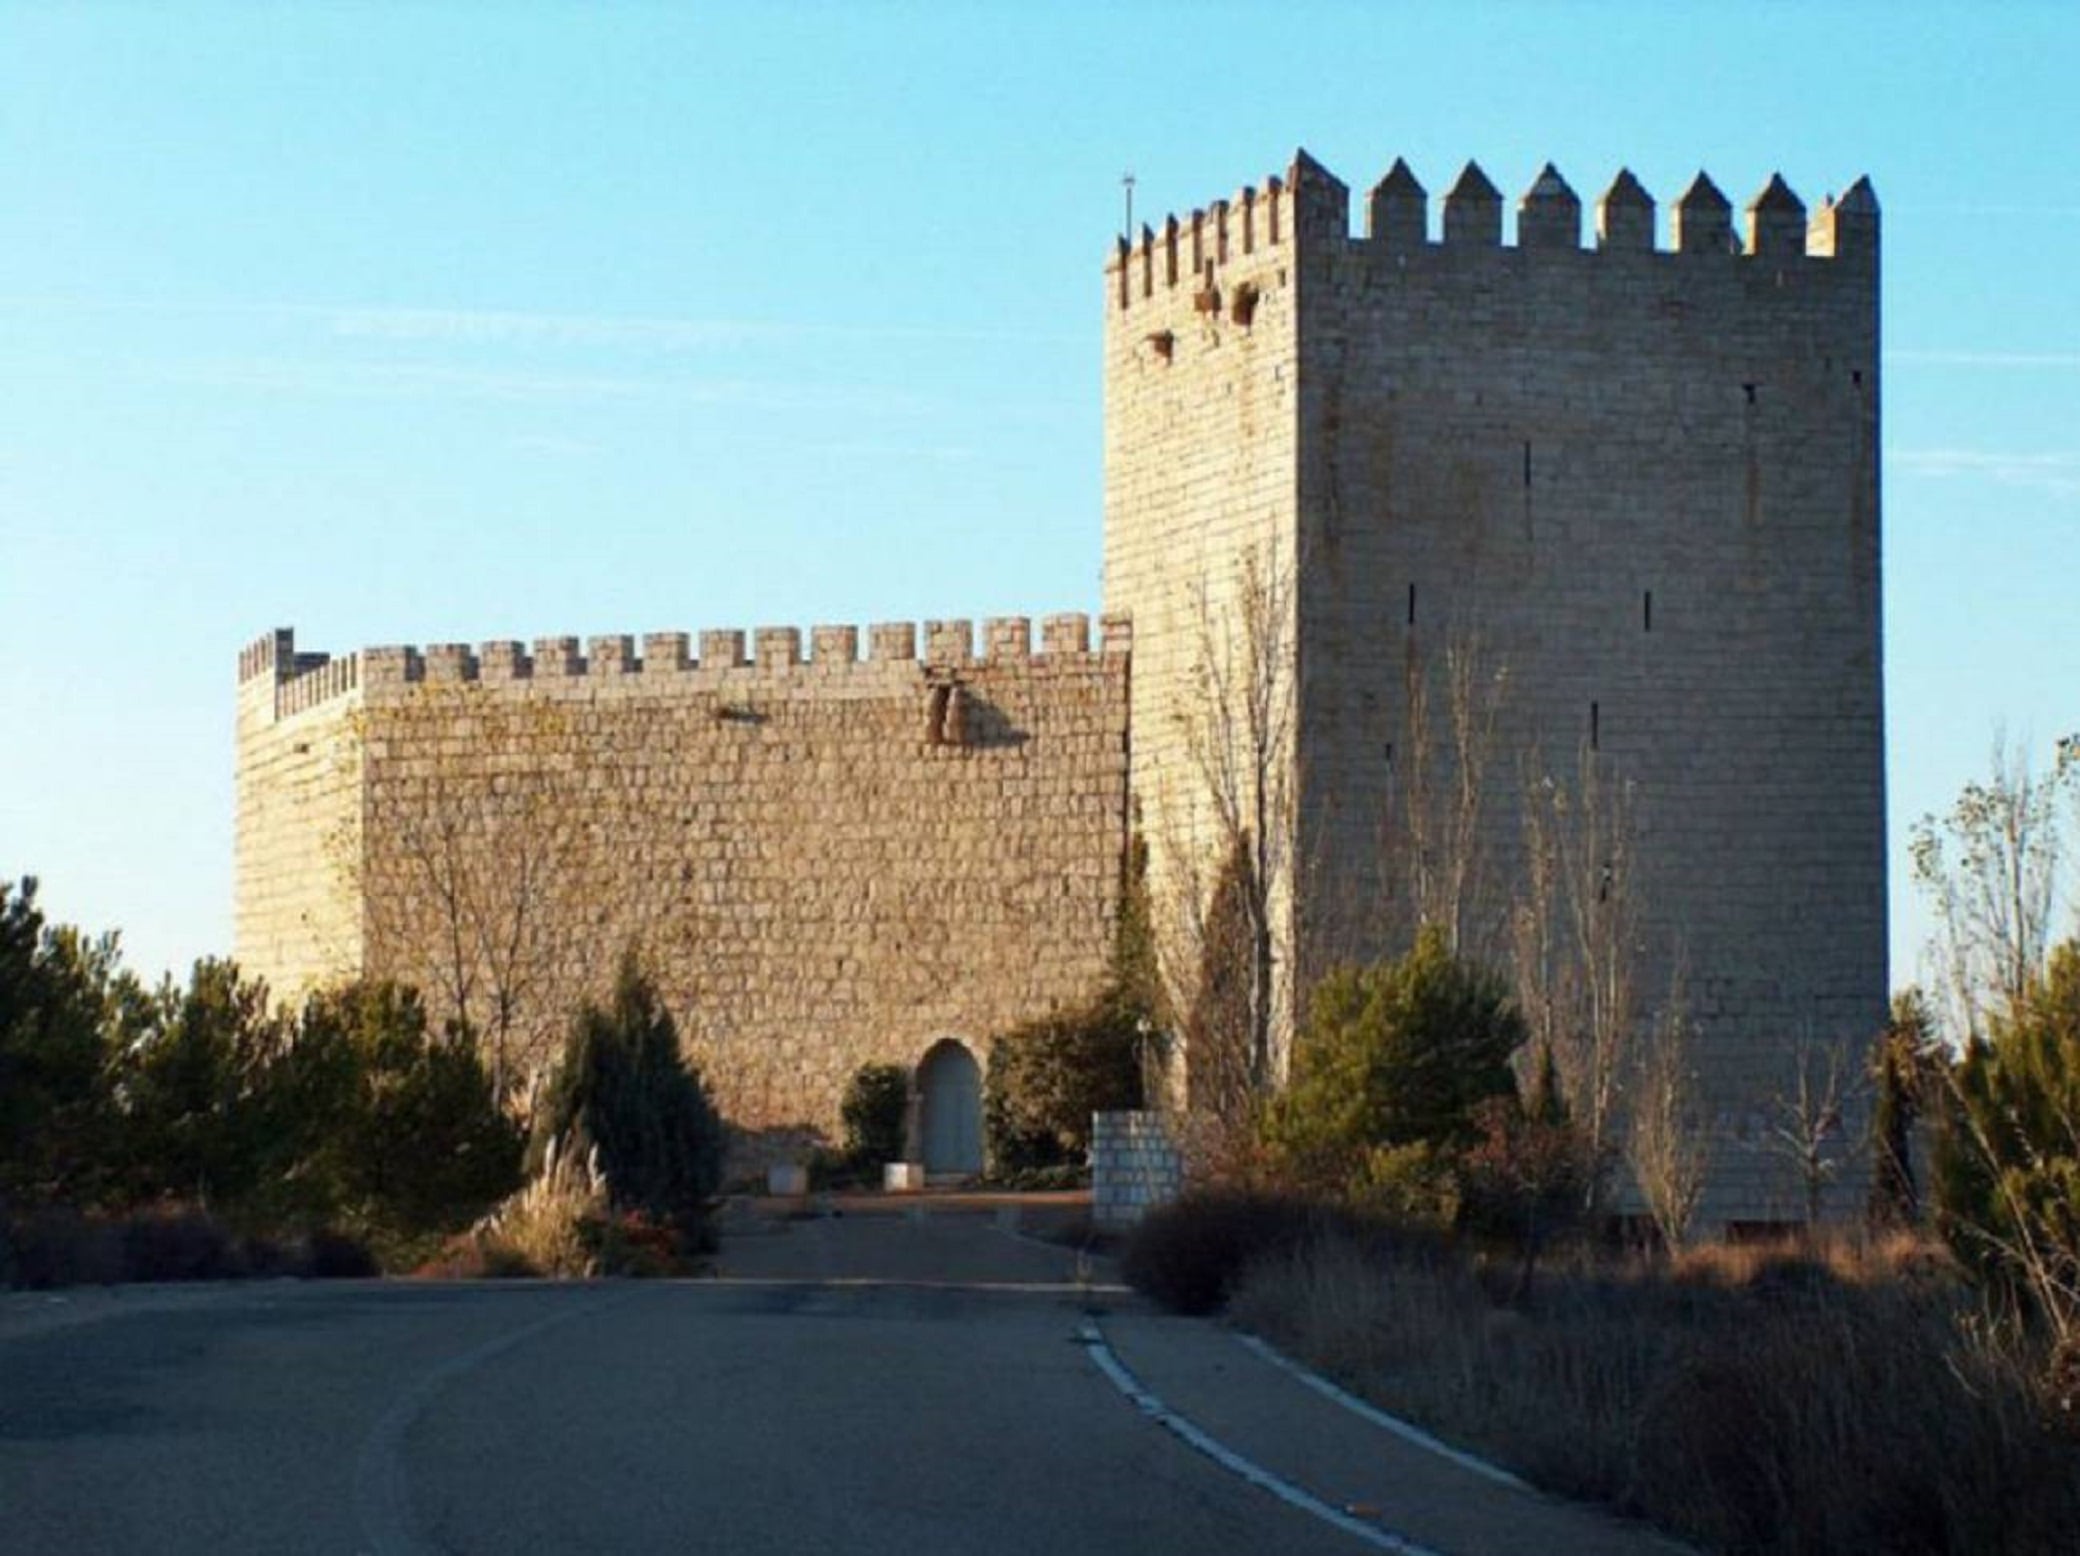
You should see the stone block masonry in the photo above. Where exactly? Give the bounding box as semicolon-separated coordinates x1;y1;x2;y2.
239;140;1887;1228
1105;153;1885;1225
235;615;1131;1154
1091;1111;1184;1227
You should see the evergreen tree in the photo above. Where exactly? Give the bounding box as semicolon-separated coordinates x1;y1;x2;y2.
534;953;723;1226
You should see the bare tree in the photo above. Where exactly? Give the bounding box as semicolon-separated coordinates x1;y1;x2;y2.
1389;632;1509;961
339;688;604;1098
1911;732;2076;1044
1512;742;1641;1200
1158;542;1298;1110
1764;1028;1864;1228
1628;981;1711;1252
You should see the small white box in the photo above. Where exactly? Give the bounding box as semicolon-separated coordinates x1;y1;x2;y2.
884;1161;927;1193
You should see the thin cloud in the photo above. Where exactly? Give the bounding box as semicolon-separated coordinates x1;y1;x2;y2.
132;355;941;416
0;293;1079;349
322;303;1079;350
328;307;772;351
1892;447;2080;498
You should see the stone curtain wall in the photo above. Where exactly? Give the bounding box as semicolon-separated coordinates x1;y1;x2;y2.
1091;1110;1183;1227
1104;153;1886;1225
234;631;366;1005
237;616;1131;1153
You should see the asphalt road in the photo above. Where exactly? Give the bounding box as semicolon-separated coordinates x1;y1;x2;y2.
1;1209;1679;1555
0;1222;1362;1555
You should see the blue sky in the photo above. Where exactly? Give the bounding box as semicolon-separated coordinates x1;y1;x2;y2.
2;2;2074;989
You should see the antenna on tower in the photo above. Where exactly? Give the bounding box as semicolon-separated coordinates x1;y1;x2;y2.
1123;171;1136;238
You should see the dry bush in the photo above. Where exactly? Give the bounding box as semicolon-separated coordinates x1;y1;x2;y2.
2;1204;378;1288
464;1133;608;1279
1231;1229;2080;1555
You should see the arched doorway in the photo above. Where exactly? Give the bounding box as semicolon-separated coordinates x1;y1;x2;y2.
917;1038;983;1176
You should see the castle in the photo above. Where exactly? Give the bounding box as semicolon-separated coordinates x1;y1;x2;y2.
237;150;1885;1223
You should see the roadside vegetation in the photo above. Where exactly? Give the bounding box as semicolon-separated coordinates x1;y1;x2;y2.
1121;720;2080;1554
0;879;722;1285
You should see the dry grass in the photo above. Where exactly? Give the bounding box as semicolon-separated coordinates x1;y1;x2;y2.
1229;1228;2080;1555
440;1133;609;1279
416;1134;712;1280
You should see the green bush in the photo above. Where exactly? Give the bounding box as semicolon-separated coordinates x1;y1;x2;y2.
116;958;284;1213
1937;940;2080;1333
985;996;1144;1174
1261;925;1522;1208
0;877;133;1207
533;954;724;1229
841;1062;910;1170
316;983;526;1243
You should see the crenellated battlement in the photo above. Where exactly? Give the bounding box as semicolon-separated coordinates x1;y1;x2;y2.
242;612;1132;716
1109;150;1877;312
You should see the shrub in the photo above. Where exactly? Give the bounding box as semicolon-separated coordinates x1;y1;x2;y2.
1261;925;1522;1205
1455;1057;1592;1299
1936;940;2080;1338
1121;1190;1341;1315
840;1063;910;1171
119;1206;246;1282
985;996;1144;1174
283;981;526;1247
1232;1228;2080;1555
472;1132;609;1278
532;955;724;1230
3;1206;126;1288
116;959;282;1214
0;878;131;1207
1870;988;1942;1229
0;1204;377;1287
583;1208;710;1277
299;1228;379;1279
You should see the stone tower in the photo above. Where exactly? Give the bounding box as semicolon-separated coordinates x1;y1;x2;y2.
1103;152;1885;1222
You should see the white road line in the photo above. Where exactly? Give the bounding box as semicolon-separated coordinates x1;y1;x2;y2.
1233;1332;1531;1493
1078;1321;1445;1556
353;1287;644;1556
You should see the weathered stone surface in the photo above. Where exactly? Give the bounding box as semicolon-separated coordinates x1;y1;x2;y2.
240;147;1885;1226
1104;152;1884;1224
235;624;1130;1156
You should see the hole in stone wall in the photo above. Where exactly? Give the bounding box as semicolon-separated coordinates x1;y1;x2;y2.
1590;700;1601;751
1644;590;1653;632
1522;441;1532;488
927;684;951;745
1742;383;1757;405
1407;583;1417;626
1851;369;1863;386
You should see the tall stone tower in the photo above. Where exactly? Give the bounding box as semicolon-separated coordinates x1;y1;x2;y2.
1103;151;1885;1222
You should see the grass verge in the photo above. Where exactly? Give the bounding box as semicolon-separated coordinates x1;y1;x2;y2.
1127;1193;2080;1555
